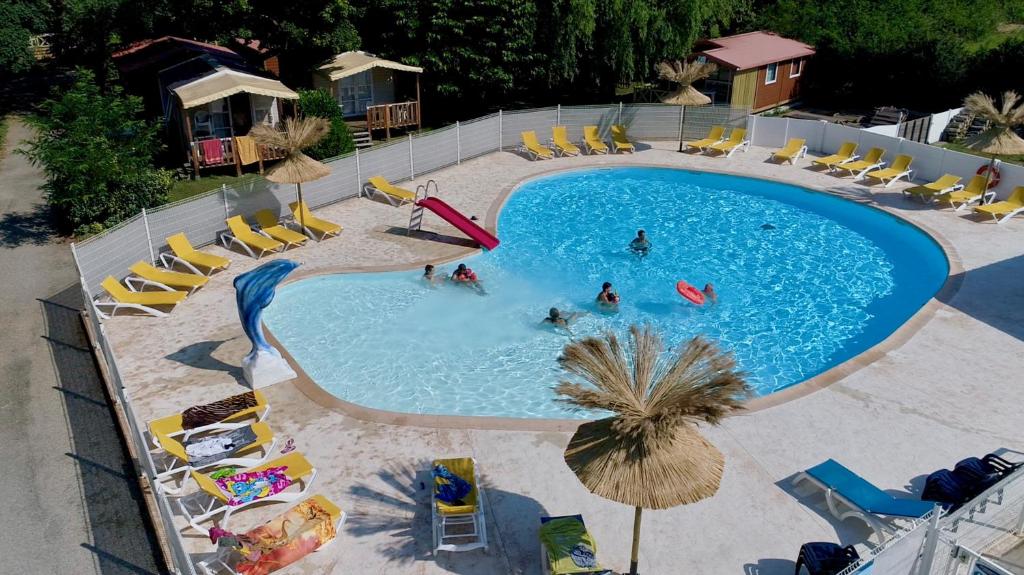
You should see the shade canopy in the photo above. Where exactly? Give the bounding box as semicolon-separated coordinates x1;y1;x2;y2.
661;86;712;106
963;127;1024;156
250;117;332;185
174;69;298;110
318;51;424;82
564;417;724;509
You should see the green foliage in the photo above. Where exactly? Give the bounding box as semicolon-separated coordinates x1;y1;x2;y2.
0;0;47;75
21;69;171;234
298;88;355;160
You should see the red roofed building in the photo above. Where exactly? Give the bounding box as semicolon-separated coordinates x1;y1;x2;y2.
691;31;815;112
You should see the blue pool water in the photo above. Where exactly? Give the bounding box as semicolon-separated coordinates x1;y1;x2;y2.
264;167;948;419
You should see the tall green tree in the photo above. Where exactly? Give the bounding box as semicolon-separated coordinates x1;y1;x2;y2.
298;88;355;160
0;0;48;75
21;69;171;235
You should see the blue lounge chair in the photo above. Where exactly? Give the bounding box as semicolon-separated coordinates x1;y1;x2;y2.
793;459;936;541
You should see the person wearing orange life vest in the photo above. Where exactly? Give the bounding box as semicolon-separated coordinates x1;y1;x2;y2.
451;263;486;294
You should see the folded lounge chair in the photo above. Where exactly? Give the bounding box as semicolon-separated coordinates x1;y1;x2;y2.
812;142;858;171
94;276;188;319
865;154;914;187
771;138;808;164
177;451;317;535
221;215;284;258
974;186;1024;224
290;201;342;240
151;422;278;495
835;147;886;180
940;175;994;211
161;232;231;276
432;457;488;553
610;125;635;153
708;128;749;157
552;126;581;157
540;515;610;575
521;131;555;160
582;126;609;155
685;125;726;152
902;174;963;202
127;261;209;294
793;459;936;542
195;494;346;575
364;175;416;206
254;209;308;249
147;391;271;450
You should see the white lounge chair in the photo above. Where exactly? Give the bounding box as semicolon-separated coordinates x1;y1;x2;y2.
432;457;488;553
220;215;284;258
865;154;914;187
94;276;188;318
125;261;209;295
835;148;886;180
150;422;278;495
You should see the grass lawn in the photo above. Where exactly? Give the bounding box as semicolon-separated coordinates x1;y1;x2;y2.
167;173;261;203
937;142;1024;167
0;116;8;158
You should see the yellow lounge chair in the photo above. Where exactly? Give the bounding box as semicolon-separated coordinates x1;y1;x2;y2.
94;276;188;318
835;147;886;179
176;451;317;534
865;154;914;187
540;515;605;575
812;142;858;170
770;138;808;164
974;186;1024;224
902;174;963;202
610;125;635;153
290;201;343;240
254;209;308;249
552;126;581;156
364;175;416;206
147;390;271;450
126;261;208;294
582;126;609;154
708;128;749;157
520;130;554;160
221;215;284;258
162;232;231;276
685;125;726;152
152;422;277;494
940;176;993;211
432;457;487;552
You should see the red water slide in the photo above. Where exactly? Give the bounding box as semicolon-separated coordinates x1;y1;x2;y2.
417;197;500;250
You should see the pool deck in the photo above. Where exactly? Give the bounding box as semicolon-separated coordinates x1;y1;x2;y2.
105;142;1024;575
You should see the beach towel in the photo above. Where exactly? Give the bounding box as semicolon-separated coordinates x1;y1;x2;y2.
433;464;471;505
181;392;257;429
184;425;257;467
200;139;224;166
216;466;292;506
540;516;606;574
235;136;260;166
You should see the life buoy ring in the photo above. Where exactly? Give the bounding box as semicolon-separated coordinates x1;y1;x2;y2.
676;280;705;305
977;165;1001;189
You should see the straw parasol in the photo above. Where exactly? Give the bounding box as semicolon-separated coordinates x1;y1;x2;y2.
962;91;1024;193
657;60;717;152
250;116;331;232
555;326;751;575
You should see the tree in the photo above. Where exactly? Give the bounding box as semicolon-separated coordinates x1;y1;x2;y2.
21;69;170;236
555;326;751;575
297;88;355;160
0;0;48;75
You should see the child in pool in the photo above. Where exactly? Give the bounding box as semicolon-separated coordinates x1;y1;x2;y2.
596;282;620;310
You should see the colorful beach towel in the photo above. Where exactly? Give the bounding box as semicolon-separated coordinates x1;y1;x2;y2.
200;139;224;166
181;392;257;429
539;516;606;575
433;463;471;505
183;425;257;467
216;466;291;506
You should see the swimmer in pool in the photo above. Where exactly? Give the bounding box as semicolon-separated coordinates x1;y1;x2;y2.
541;307;587;332
628;229;650;258
422;264;444;286
703;282;717;304
596;282;620;310
451;263;486;294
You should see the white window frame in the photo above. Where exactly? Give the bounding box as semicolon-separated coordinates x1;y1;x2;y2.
789;59;803;78
765;63;778;85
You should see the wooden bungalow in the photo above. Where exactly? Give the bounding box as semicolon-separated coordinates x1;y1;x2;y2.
313;51;424;140
691;31;815;113
113;36;299;177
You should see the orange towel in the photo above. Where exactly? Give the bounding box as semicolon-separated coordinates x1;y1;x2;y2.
235;136;260;166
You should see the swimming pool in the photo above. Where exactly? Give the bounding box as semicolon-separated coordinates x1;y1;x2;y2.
264;167;948;419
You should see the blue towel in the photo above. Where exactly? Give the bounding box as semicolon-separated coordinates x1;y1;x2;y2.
433;464;471;504
806;459;935;518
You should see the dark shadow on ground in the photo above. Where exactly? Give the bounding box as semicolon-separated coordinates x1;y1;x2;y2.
347;459;549;574
0;200;55;248
936;254;1024;343
743;557;797;575
41;283;166;574
383;226;479;248
165;339;244;382
776;473;878;547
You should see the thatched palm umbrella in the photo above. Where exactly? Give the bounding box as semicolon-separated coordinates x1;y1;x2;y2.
250;116;331;232
962;91;1024;195
657;60;718;152
555;326;751;575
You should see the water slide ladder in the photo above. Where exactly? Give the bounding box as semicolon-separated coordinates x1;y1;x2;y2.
408;179;439;235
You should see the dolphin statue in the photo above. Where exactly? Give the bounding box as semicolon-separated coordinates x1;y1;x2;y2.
233;259;300;361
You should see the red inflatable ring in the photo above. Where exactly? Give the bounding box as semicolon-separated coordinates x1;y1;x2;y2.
977;164;1001;189
676;280;705;305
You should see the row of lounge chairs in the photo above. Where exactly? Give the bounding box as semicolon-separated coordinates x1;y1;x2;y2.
94;202;343;318
685;125;752;157
520;125;636;160
147;391;341;575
